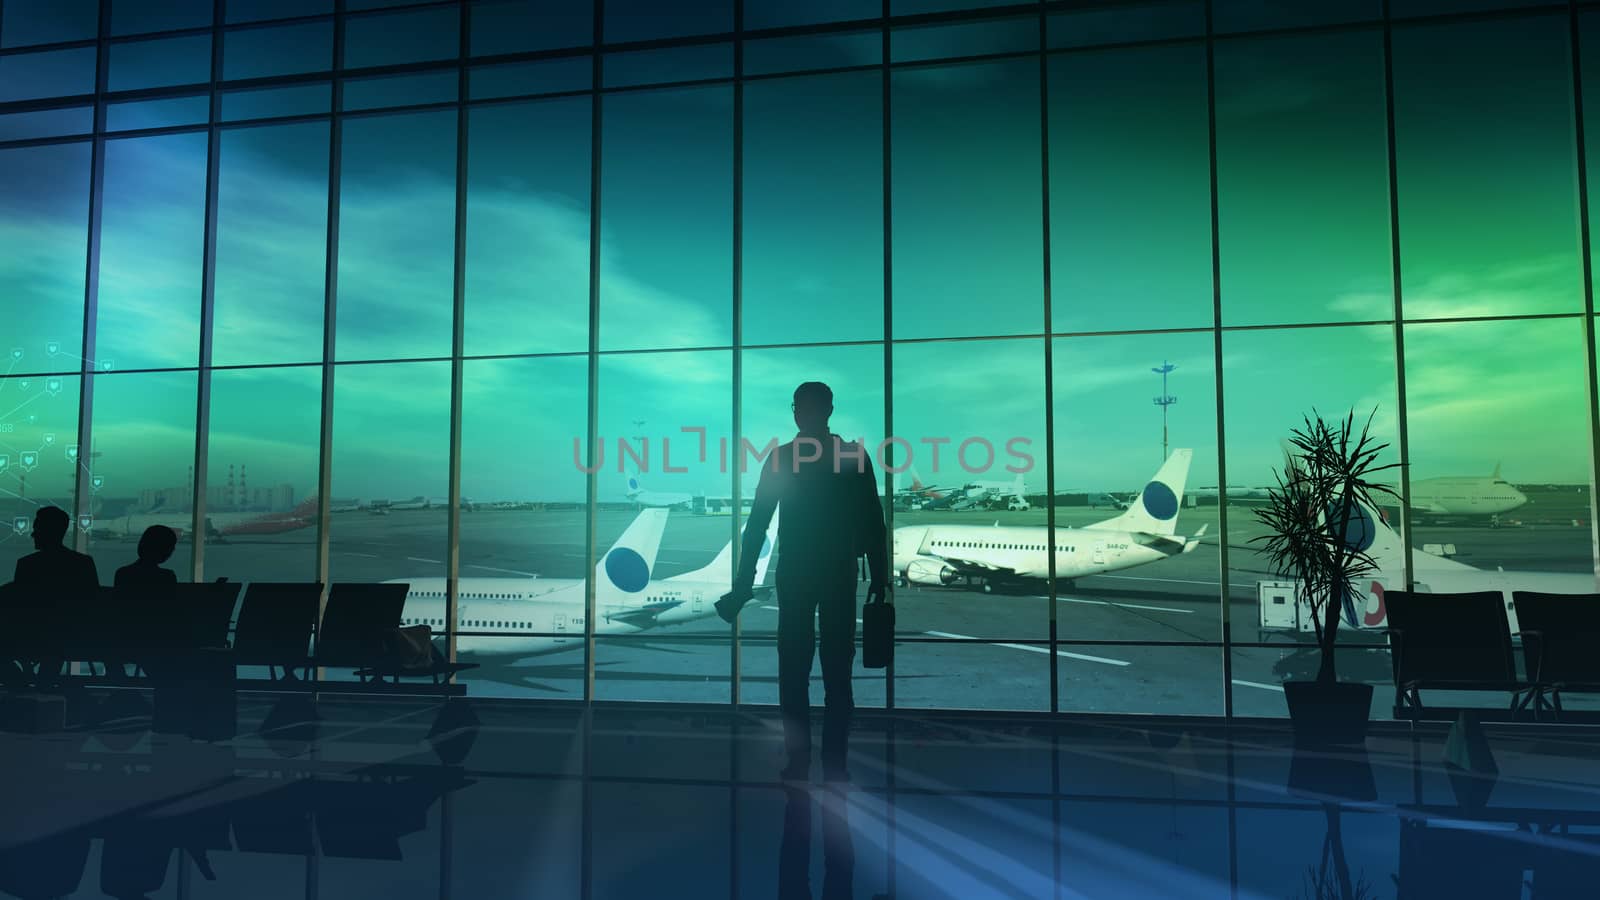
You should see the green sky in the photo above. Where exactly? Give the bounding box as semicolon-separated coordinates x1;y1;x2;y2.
1;12;1597;546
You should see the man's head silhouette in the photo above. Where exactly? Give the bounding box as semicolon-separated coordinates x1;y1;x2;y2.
32;505;69;550
792;381;833;435
137;525;178;565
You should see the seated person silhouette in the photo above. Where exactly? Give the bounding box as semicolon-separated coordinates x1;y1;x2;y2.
110;525;179;678
8;506;100;689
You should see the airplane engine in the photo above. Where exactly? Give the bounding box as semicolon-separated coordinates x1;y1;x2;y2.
904;556;959;586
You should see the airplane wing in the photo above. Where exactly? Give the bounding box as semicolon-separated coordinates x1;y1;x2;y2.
928;553;1017;578
1409;502;1449;514
1130;527;1207;557
605;599;683;629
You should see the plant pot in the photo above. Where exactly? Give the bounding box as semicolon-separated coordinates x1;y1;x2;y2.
1284;680;1373;747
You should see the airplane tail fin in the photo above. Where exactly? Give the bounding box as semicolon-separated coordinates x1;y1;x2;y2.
752;508;780;584
680;509;780;585
906;465;944;499
595;508;669;597
1272;439;1453;579
899;466;927;495
1011;473;1025;499
1492;461;1503;481
1085;449;1193;535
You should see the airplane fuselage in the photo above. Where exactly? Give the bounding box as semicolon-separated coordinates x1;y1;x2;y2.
893;523;1192;586
1408;477;1528;516
393;574;729;659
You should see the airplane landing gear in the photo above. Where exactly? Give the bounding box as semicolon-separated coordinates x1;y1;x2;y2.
981;579;995;594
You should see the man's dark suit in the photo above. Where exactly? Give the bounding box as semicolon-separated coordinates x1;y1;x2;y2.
10;546;101;685
734;433;887;774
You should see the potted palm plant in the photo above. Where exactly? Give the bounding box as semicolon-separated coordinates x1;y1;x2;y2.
1254;410;1399;745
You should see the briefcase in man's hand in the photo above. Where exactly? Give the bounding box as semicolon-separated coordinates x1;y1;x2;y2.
862;585;893;669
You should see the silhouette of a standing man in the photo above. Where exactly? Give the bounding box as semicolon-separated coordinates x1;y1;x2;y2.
721;382;887;782
10;506;100;687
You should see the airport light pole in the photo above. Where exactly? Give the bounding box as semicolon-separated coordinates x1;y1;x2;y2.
1152;361;1177;463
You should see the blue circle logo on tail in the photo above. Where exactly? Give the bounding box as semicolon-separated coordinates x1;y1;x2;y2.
627;477;639;491
1334;501;1376;553
604;547;650;592
1141;481;1179;520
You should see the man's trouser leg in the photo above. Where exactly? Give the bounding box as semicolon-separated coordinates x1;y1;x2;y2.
818;571;857;772
776;578;818;770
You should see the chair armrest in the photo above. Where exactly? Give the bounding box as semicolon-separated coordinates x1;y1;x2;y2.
1384;628;1406;682
1520;629;1546;684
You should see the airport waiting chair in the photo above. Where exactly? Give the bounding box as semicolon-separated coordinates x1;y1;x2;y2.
318;583;477;686
6;581;92;684
315;582;409;673
61;586;122;675
231;582;322;681
1511;591;1600;720
120;581;184;675
1385;590;1530;720
179;581;245;650
79;582;229;679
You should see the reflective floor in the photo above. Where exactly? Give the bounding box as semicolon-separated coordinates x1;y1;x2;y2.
2;692;1598;898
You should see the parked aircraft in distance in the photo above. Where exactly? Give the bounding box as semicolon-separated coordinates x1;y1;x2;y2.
894;468;946;509
961;473;1029;507
93;495;321;541
1260;448;1585;637
1305;494;1591;636
622;471;694;510
389;508;779;658
893;450;1205;593
1407;464;1528;520
1189;485;1271;503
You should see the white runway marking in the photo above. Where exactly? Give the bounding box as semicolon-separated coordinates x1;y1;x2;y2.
1093;575;1223;587
467;565;539;576
1231;679;1286;693
922;630;1130;667
406;556;441;564
753;608;1125;663
1048;596;1194;615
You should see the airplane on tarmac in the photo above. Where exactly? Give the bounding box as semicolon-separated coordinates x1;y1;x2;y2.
1259;446;1588;637
1407;464;1528;520
388;506;779;659
961;473;1029;509
92;495;322;541
895;468;946;506
913;472;1029;511
622;470;694;510
1303;492;1592;637
1189;485;1272;503
893;450;1206;593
